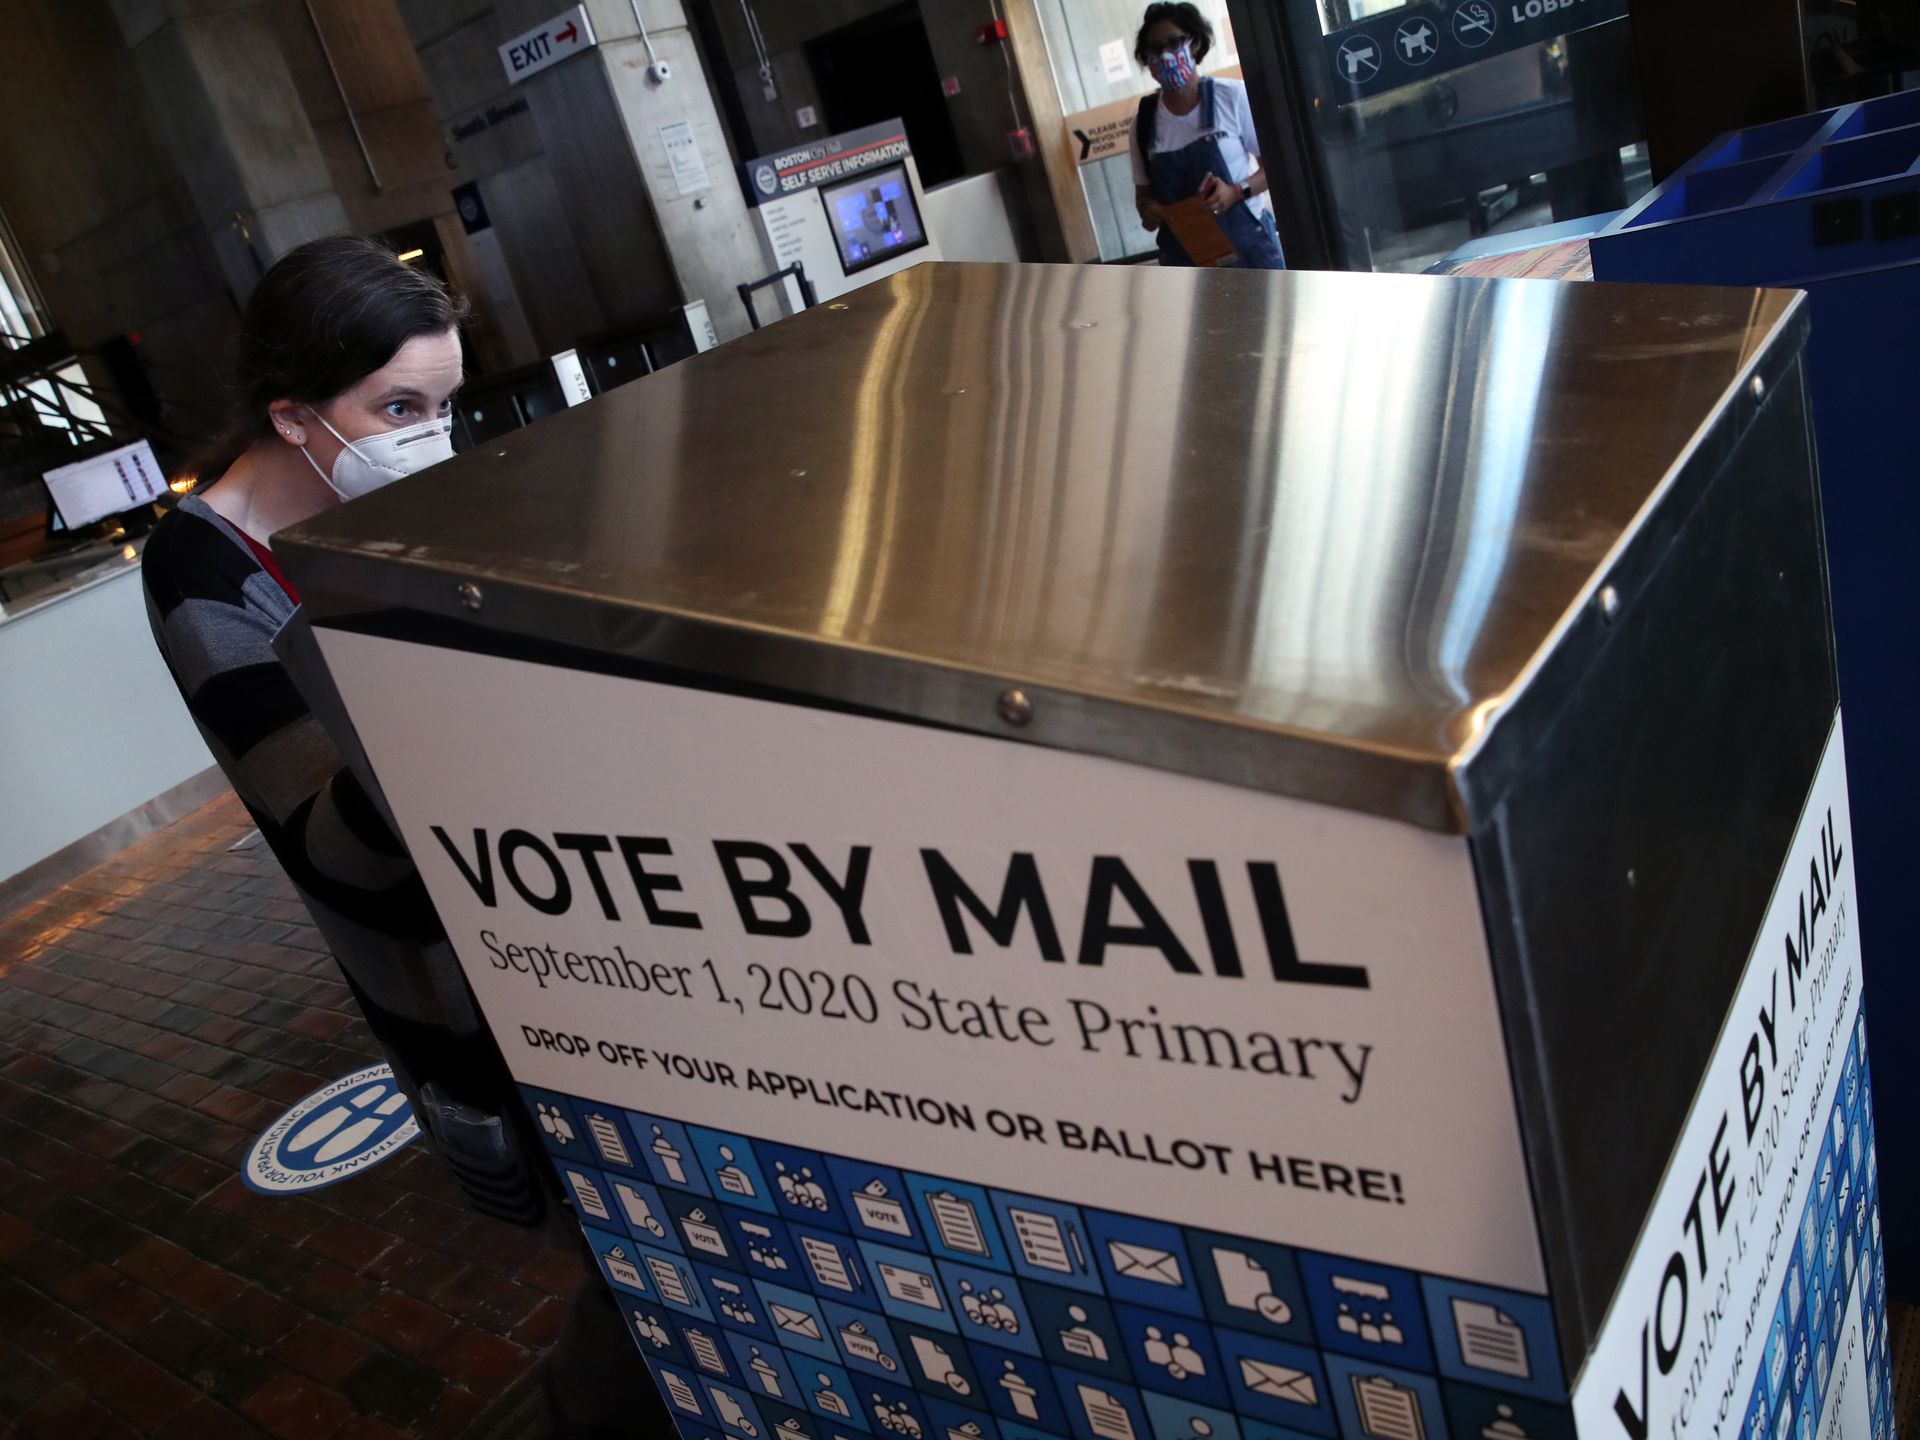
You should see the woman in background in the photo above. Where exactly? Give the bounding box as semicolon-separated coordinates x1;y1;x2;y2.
1131;2;1286;269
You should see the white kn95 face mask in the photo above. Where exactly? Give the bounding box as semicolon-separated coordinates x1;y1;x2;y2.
300;408;454;500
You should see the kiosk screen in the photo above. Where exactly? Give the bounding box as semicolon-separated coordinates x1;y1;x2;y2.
822;164;927;274
43;440;168;530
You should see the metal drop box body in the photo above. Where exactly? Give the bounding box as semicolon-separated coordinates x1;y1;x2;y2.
278;264;1890;1440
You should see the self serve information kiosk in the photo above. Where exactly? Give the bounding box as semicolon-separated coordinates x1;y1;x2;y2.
277;264;1893;1440
744;119;942;302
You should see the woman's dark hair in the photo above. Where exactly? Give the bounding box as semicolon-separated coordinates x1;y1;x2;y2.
204;235;466;475
1135;2;1214;66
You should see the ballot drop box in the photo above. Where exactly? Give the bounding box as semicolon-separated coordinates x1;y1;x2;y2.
277;264;1891;1440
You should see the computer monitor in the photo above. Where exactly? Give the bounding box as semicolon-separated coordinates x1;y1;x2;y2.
41;439;168;531
821;164;928;276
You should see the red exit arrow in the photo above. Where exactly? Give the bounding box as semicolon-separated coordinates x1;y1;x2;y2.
554;19;579;43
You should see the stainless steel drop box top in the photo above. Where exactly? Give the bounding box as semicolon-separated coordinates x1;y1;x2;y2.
277;263;1861;1421
276;262;1806;835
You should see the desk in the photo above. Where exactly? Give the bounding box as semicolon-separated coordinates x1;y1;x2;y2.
0;560;217;894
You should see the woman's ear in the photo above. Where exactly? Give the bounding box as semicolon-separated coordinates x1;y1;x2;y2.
267;398;306;446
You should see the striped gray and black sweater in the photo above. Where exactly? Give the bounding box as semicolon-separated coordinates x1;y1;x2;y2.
140;494;504;1104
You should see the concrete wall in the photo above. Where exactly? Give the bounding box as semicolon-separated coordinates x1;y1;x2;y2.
0;0;521;440
701;0;1062;257
0;0;238;441
706;0;1036;173
400;0;763;346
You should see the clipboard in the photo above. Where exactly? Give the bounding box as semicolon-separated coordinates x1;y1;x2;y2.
1161;196;1237;267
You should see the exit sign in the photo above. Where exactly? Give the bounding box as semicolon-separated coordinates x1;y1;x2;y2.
499;5;597;85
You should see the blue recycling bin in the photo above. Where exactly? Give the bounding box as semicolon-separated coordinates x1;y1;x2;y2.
1591;90;1920;1299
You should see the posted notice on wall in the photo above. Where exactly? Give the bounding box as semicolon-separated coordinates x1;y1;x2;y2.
319;630;1545;1297
658;119;711;198
1572;720;1892;1440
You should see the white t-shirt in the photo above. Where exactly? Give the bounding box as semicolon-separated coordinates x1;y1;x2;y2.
1129;77;1271;218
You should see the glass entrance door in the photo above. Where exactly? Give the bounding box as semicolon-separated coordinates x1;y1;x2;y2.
1236;0;1652;271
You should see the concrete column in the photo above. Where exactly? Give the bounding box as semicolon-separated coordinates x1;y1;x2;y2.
108;0;351;301
0;0;240;440
404;0;764;348
582;0;769;341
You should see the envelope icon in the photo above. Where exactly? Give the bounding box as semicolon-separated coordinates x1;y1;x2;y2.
1107;1240;1184;1287
771;1303;823;1340
1238;1357;1318;1406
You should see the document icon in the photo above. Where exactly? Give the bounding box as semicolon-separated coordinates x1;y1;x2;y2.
585;1112;631;1167
928;1191;990;1256
803;1236;857;1292
615;1183;668;1240
770;1304;824;1341
685;1327;726;1373
1451;1299;1531;1380
1077;1384;1138;1440
1108;1241;1184;1287
1214;1248;1291;1324
1352;1374;1426;1440
1010;1208;1085;1274
662;1369;702;1413
912;1335;973;1394
646;1256;694;1308
1238;1357;1318;1407
567;1170;611;1222
879;1262;943;1309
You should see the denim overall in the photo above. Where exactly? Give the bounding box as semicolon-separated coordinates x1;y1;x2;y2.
1138;79;1286;270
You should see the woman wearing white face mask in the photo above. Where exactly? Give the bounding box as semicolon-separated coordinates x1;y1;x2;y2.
143;236;669;1440
146;236;464;890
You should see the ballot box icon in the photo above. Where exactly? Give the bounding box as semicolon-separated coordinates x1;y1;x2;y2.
683;1208;730;1257
854;1181;914;1236
838;1320;898;1370
603;1246;645;1291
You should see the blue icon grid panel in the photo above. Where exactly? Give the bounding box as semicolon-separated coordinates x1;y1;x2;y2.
530;1016;1891;1440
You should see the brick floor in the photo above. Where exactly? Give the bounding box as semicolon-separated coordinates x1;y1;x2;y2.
0;793;575;1438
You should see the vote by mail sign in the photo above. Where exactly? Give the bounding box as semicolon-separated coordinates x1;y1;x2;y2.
499;5;597;86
